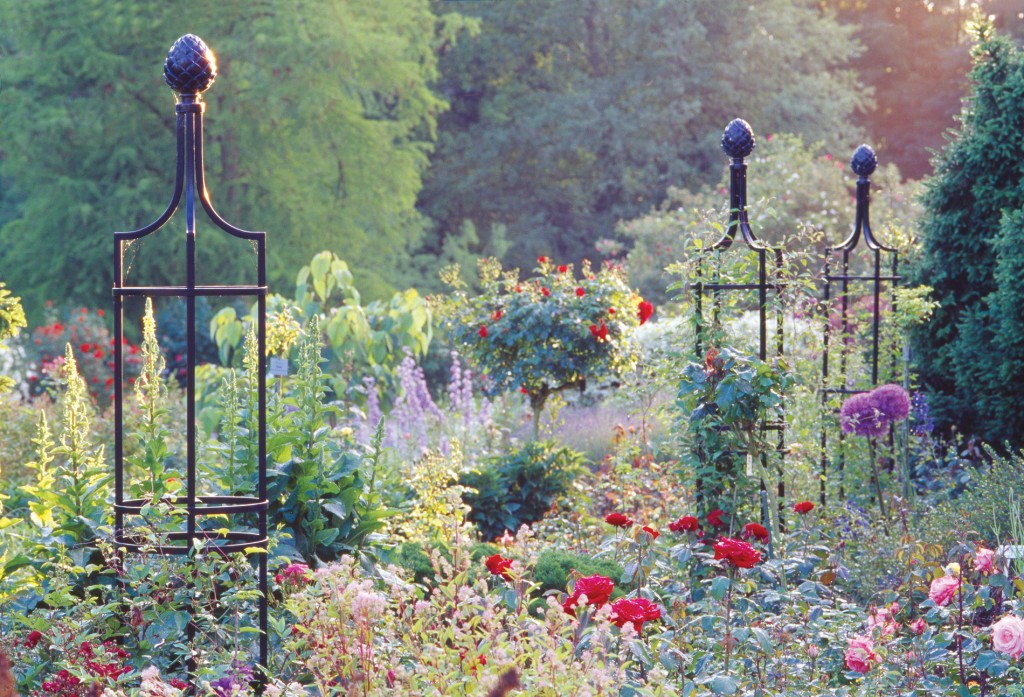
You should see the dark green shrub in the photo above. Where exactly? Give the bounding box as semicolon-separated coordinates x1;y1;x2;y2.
392;541;499;586
533;550;624;596
461;440;582;541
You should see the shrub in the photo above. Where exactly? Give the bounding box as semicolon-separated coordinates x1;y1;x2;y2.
533;549;624;597
461;440;583;541
436;256;648;439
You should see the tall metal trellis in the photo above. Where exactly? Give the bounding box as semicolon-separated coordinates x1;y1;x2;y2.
692;118;786;523
112;35;268;682
818;144;900;505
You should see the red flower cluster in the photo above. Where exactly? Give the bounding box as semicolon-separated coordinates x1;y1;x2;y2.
485;554;513;581
637;300;654;325
741;522;769;543
589;321;609;341
610;597;661;633
24;630;43;648
562;574;615;616
707;509;727;528
605;512;633;528
669;515;700;533
641;525;659;540
793;501;815;514
713;537;762;569
40;641;133;694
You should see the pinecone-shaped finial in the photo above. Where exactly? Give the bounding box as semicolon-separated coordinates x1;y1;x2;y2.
164;34;217;95
851;144;878;177
721;119;755;159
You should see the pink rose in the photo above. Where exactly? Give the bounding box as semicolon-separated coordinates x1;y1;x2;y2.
844;634;878;673
975;547;995;575
909;617;926;635
928;575;960;607
992;615;1024;659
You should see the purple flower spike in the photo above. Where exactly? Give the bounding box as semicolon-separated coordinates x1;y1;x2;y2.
840;392;886;437
870;384;910;423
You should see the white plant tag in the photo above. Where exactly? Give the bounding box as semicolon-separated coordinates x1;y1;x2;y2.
269;357;289;377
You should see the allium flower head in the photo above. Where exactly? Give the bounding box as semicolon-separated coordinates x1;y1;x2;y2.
871;384;910;423
839;392;886;437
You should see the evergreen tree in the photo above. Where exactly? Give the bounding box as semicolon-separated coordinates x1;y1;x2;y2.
911;23;1024;448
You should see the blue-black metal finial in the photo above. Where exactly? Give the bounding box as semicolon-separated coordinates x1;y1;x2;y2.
721;118;755;159
851;144;877;177
164;34;217;94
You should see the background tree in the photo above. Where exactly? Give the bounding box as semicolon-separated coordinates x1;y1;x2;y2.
0;0;472;320
910;23;1024;448
420;0;870;277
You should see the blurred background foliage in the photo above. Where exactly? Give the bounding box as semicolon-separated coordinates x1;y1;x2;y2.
2;0;1019;319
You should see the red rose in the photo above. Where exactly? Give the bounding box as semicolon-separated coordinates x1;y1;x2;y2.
558;265;568;273
541;287;551;297
641;525;659;540
741;522;769;543
478;325;489;339
707;509;727;528
485;554;513;580
793;501;815;514
605;512;633;528
610;597;661;633
24;630;43;649
492;309;503;321
668;515;700;532
589;321;609;341
638;300;654;325
714;537;762;569
562;574;615;616
576;287;585;297
608;307;616;314
538;256;548;263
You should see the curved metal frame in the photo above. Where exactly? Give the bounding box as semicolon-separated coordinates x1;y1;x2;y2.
112;35;268;687
818;145;900;504
692;119;787;530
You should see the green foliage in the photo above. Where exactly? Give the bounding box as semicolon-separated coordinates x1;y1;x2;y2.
0;1;476;319
621;133;918;306
422;0;869;272
676;348;793;528
532;549;624;597
21;345;110;562
911;23;1024;448
437;257;644;438
210;251;433;404
261;317;391;564
461;440;582;541
126;299;176;503
0;281;26;393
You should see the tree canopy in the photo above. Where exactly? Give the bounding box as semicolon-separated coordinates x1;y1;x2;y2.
419;0;871;274
0;0;472;319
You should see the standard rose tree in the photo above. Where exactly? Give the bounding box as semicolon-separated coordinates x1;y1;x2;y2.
435;257;649;439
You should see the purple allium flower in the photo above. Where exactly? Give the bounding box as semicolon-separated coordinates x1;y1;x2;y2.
839;392;886;437
870;384;910;423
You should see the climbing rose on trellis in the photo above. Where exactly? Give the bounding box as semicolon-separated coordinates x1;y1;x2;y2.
435;257;646;439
